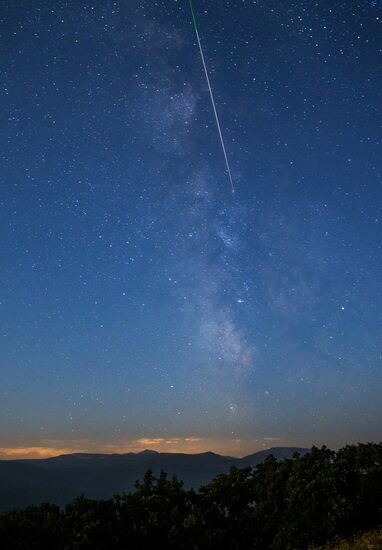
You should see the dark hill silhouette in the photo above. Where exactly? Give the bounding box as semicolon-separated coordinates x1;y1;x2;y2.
0;447;307;512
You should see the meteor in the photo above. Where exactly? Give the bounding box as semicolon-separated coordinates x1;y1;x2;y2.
188;0;235;193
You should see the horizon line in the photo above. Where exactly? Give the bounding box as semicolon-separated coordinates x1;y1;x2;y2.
0;445;310;461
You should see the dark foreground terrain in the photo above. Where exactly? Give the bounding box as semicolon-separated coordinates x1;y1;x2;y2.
0;443;381;550
313;530;382;549
0;446;306;511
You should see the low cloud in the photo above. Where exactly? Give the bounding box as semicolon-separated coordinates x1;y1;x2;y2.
0;446;80;459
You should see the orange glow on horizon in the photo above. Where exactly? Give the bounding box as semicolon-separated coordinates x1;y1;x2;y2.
0;436;285;460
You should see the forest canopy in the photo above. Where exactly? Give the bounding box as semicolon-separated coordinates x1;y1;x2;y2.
0;442;381;549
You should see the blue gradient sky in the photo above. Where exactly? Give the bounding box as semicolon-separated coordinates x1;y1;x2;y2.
0;0;381;458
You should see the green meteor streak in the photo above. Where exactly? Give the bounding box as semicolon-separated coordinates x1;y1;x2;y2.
188;0;235;193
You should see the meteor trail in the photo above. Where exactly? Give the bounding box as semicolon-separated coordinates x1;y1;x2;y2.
188;0;235;193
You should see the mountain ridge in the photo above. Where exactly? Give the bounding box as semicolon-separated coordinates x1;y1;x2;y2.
0;446;308;512
11;445;307;463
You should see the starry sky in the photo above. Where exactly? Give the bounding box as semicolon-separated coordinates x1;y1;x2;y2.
1;0;381;459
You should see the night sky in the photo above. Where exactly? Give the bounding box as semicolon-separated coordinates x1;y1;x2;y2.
1;0;381;459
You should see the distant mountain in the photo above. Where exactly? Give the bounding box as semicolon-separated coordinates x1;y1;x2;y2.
240;447;309;466
0;447;308;512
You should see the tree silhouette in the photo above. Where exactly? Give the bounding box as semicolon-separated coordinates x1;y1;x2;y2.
0;442;381;549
